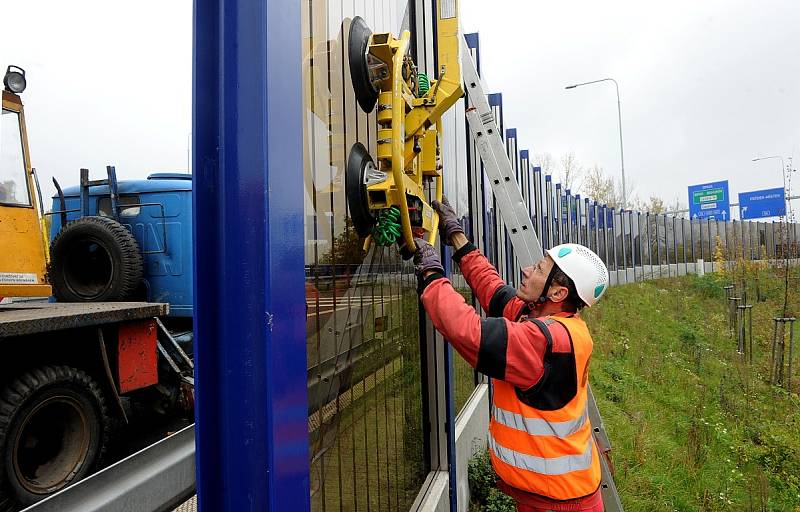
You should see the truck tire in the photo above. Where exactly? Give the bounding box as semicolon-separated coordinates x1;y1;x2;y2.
49;216;143;302
0;366;110;510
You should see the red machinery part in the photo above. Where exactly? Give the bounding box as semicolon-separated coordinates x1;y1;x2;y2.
117;319;159;394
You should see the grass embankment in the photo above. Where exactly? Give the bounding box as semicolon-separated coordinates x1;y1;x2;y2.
583;269;800;511
469;268;800;511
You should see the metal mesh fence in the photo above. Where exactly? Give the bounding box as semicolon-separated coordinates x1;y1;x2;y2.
302;1;430;509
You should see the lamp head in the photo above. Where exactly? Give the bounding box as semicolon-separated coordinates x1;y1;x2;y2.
3;65;26;94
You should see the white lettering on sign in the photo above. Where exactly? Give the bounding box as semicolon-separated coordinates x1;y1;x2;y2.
0;272;37;285
701;202;717;210
749;193;781;201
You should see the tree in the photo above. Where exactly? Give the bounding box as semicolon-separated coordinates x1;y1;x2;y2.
582;164;621;207
667;197;688;216
632;196;666;214
320;216;365;265
558;152;584;192
532;152;555;176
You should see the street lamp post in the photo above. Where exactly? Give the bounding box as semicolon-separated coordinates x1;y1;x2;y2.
752;155;787;218
566;78;626;208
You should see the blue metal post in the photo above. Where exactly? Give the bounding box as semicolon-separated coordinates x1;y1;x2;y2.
445;342;457;512
442;243;458;511
193;0;309;510
584;198;591;249
520;149;530;216
545;174;553;249
533;166;542;243
555;183;563;245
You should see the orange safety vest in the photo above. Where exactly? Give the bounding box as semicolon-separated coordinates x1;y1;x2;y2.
488;314;601;501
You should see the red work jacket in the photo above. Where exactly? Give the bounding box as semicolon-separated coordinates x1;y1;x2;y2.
419;242;601;504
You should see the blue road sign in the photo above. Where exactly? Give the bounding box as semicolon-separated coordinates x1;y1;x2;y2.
738;187;785;220
688;180;730;220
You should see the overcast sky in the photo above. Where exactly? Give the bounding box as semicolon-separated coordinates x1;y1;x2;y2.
1;2;192;203
2;1;798;217
461;0;800;213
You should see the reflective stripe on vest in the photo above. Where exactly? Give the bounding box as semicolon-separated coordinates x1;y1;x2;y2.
489;315;601;500
492;403;588;438
489;435;594;476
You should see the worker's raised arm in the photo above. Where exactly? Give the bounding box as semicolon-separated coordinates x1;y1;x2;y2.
431;198;527;319
452;240;528;319
419;275;551;390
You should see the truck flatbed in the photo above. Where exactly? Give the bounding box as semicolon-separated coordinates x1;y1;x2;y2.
0;301;169;338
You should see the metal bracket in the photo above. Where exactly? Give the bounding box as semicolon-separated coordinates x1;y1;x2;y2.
155;318;194;387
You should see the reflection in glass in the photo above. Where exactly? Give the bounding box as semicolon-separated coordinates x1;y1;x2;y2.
0;109;31;206
304;2;427;510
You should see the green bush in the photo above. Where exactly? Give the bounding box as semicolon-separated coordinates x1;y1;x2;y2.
467;450;515;511
687;273;725;299
467;450;494;504
484;488;515;512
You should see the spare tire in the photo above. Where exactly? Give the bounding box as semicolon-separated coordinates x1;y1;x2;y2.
49;216;143;302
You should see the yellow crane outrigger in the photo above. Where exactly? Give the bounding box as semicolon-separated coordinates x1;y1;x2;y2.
346;0;464;257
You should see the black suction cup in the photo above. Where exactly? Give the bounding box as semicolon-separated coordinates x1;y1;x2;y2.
346;142;377;237
349;16;379;113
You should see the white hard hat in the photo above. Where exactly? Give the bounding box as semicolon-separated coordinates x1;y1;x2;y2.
545;243;609;307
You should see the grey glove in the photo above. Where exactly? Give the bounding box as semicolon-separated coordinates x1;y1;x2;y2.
431;196;464;246
413;239;444;277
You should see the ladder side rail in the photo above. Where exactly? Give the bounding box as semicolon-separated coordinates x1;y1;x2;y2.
464;107;541;267
461;41;542;266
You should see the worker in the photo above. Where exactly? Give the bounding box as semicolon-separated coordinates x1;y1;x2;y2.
414;197;609;512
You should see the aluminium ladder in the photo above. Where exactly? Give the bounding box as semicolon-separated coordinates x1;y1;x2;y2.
459;37;624;511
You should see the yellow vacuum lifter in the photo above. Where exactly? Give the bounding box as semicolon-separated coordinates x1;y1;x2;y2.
346;0;463;257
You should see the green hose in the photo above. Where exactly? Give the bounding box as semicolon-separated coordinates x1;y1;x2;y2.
417;73;430;98
372;206;402;246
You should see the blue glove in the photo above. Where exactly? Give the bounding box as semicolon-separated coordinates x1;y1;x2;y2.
413;239;444;277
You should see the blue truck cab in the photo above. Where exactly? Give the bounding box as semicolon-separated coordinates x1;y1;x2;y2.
49;173;193;316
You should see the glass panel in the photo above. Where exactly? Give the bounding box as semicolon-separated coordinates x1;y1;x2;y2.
98;195;141;218
0;109;31;206
304;2;426;510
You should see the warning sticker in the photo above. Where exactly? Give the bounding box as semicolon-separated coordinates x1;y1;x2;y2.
0;272;37;285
